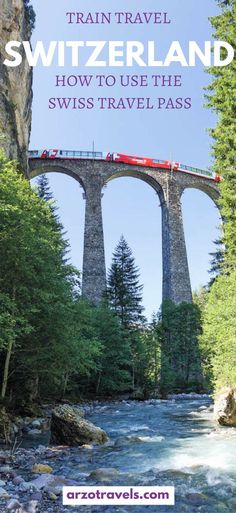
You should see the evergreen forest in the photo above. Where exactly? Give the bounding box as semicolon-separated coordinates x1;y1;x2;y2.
0;0;235;416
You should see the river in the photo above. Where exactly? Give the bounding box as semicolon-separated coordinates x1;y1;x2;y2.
46;397;236;512
16;397;236;512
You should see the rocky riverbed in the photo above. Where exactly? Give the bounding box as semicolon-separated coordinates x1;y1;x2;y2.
1;397;236;513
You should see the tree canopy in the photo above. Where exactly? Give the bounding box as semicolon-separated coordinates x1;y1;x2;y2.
202;0;236;393
107;235;145;327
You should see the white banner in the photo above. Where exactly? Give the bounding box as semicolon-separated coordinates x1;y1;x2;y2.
63;486;175;506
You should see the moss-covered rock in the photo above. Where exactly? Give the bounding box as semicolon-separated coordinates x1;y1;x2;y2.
32;464;53;474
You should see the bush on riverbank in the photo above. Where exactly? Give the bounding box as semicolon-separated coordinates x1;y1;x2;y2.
203;0;236;417
201;271;236;392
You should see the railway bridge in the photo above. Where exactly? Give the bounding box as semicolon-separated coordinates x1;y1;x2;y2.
28;158;220;305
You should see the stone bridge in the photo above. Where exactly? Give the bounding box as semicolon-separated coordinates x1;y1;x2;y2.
28;158;220;305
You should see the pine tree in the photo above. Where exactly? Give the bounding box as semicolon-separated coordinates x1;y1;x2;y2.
206;0;236;271
208;235;225;285
91;302;132;395
107;235;145;327
36;174;70;264
131;317;162;393
36;174;58;216
160;301;203;393
146;313;162;389
202;0;236;394
37;174;53;201
201;270;236;392
0;152;82;405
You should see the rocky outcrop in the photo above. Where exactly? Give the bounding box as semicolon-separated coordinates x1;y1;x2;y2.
214;388;236;426
0;0;33;172
50;405;108;446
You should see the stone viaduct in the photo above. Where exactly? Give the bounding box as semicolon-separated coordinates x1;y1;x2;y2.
28;158;219;305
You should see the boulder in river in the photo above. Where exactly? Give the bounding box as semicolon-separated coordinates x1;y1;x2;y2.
32;464;53;474
89;468;119;482
214;388;236;426
50;405;108;446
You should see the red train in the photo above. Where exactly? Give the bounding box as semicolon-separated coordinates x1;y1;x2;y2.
28;149;222;182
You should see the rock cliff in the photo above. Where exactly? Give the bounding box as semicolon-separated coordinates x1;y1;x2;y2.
0;0;33;173
214;387;236;427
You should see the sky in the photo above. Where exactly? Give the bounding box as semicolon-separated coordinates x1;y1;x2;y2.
30;0;221;319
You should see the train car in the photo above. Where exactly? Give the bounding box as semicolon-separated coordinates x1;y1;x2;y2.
151;158;179;171
28;149;48;158
111;153;180;171
179;163;221;182
28;149;110;160
56;150;110;160
28;149;221;182
112;153;154;167
111;153;178;170
112;153;220;181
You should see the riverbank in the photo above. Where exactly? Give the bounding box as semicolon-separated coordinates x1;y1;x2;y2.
1;398;236;513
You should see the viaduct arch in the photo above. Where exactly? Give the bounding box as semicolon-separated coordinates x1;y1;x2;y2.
29;158;220;305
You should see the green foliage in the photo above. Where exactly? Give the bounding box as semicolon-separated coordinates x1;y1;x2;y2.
200;271;236;392
0;152;99;403
36;174;54;204
107;235;145;327
208;235;225;285
38;298;102;399
0;292;32;352
206;0;236;270
145;314;162;389
201;0;236;394
35;174;69;262
106;236;150;393
0;155;139;403
193;286;209;312
160;301;203;393
131;317;161;393
91;302;132;394
193;288;214;390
